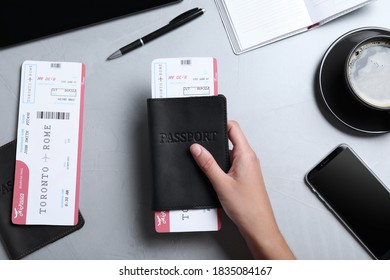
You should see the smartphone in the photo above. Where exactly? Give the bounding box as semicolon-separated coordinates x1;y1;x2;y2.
305;144;390;259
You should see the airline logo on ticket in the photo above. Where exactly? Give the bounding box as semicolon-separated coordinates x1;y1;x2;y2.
151;57;218;98
151;57;222;233
155;209;222;233
12;60;85;225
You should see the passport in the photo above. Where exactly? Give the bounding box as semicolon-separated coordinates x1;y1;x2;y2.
150;57;225;232
147;95;230;211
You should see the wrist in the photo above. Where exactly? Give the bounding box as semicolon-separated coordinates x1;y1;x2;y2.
238;220;295;260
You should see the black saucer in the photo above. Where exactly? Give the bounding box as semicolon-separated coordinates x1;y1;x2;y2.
319;27;390;134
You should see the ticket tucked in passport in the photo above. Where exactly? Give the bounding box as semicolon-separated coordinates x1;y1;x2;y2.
151;57;218;99
12;60;85;226
151;57;222;232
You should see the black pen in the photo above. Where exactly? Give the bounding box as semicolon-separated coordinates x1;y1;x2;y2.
107;7;205;60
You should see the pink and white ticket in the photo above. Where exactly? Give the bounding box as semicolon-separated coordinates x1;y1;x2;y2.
12;60;85;225
151;57;222;232
151;57;218;99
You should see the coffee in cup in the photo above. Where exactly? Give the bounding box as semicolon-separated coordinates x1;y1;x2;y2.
346;35;390;110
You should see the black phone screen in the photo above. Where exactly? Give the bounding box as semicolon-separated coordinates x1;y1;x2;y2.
306;144;390;259
0;1;182;47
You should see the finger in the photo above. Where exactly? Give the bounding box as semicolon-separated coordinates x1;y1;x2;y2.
227;120;252;153
190;143;227;187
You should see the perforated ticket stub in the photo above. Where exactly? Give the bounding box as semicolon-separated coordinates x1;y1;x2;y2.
151;57;222;233
12;60;85;225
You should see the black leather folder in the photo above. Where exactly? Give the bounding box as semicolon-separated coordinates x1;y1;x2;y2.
147;95;230;211
0;140;85;259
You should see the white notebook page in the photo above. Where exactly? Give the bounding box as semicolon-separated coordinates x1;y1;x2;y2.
223;0;312;50
304;0;371;23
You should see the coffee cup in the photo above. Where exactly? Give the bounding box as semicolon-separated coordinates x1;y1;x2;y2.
345;35;390;111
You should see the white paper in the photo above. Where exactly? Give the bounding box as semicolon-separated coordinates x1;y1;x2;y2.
216;0;374;53
222;0;312;50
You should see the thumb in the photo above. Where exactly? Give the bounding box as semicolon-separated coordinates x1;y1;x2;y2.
190;143;227;188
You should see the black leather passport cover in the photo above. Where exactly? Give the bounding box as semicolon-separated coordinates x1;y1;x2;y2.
0;140;85;259
147;95;230;211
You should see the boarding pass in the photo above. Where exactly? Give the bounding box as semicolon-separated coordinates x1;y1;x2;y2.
12;60;85;225
151;57;222;232
151;57;218;99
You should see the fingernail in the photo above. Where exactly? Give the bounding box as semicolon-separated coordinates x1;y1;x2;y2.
190;144;202;157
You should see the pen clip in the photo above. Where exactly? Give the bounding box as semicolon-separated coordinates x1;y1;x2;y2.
169;8;201;24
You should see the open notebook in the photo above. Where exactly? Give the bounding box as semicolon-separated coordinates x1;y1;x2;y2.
215;0;375;54
0;0;182;47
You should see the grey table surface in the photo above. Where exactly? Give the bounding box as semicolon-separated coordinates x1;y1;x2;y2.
1;0;389;260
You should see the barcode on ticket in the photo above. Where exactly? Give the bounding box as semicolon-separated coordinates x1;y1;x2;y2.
51;63;61;68
36;111;70;120
181;59;191;65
